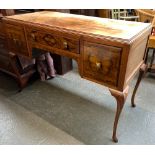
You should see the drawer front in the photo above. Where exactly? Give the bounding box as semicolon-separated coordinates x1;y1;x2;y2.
5;24;29;57
83;42;122;87
26;27;79;54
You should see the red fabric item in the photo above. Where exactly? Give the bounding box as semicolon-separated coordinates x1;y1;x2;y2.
45;53;56;77
36;53;56;81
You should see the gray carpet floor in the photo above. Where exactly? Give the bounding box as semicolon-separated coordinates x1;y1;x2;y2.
0;62;155;145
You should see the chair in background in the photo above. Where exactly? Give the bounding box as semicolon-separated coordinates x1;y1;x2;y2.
111;9;139;21
10;53;36;91
131;9;155;107
135;9;155;73
111;9;127;19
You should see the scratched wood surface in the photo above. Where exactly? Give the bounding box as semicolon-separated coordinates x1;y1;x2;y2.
2;10;153;142
5;11;151;42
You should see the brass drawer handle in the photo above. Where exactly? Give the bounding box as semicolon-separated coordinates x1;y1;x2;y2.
12;38;22;47
43;34;56;46
89;55;102;70
13;38;21;45
31;33;36;41
44;37;55;44
96;62;101;69
63;41;68;49
13;38;18;44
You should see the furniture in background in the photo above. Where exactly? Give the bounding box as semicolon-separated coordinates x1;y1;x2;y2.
51;53;72;75
111;9;139;21
131;9;155;106
3;11;151;142
0;9;36;90
147;33;155;73
135;9;155;73
97;9;110;18
111;9;127;19
47;9;111;18
70;9;97;16
46;9;98;17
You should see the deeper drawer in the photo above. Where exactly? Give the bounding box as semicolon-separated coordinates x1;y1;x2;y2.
5;24;30;57
83;42;122;87
26;27;80;54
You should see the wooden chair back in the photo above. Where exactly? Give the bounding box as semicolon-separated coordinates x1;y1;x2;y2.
135;10;155;48
135;9;155;27
135;10;155;71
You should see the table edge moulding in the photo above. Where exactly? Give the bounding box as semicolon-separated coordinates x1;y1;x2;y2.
2;11;152;142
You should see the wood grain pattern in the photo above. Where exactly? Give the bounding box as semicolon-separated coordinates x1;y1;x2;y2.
83;42;121;87
2;11;152;142
26;26;80;54
5;11;151;43
124;28;150;89
5;24;30;57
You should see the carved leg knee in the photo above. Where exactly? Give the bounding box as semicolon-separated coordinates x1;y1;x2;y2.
109;86;129;143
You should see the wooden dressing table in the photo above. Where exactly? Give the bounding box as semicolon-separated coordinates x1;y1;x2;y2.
2;11;152;142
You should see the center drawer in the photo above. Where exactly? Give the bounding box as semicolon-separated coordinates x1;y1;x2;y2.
26;27;80;54
83;42;122;87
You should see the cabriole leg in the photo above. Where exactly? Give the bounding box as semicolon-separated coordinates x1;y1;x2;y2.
131;64;147;107
109;86;129;143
